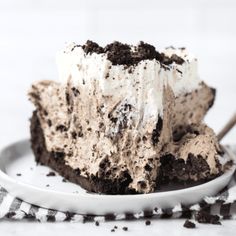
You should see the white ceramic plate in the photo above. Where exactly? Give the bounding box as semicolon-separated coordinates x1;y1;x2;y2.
0;139;235;215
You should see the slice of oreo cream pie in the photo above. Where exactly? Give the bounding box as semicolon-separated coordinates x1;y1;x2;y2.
29;41;222;194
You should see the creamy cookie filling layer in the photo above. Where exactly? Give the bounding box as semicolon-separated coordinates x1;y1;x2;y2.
29;41;219;193
160;124;222;183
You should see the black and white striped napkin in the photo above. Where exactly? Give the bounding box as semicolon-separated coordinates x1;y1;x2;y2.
0;147;236;223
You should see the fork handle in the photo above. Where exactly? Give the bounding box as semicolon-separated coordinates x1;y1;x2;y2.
217;113;236;141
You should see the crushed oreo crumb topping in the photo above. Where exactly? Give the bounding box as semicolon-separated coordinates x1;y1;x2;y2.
82;40;104;54
75;40;185;67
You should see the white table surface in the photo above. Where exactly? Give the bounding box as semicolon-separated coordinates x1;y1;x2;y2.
0;0;236;235
0;219;236;236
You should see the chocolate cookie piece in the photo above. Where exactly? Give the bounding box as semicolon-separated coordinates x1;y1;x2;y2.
183;220;196;228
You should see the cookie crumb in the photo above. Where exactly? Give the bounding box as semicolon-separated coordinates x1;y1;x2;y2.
195;211;221;225
145;220;151;225
122;226;128;231
111;229;115;232
183;220;196;228
46;184;50;187
46;171;56;177
95;221;99;226
5;212;16;218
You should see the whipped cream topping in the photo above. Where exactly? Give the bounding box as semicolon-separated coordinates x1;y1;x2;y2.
56;43;200;123
162;47;199;96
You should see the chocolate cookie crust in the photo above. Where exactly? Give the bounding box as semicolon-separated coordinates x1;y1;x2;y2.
159;153;221;184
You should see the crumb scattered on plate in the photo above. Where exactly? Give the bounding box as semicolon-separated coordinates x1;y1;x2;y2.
46;171;56;177
183;220;196;228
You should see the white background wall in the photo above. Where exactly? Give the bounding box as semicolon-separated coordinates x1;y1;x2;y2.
0;0;236;147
